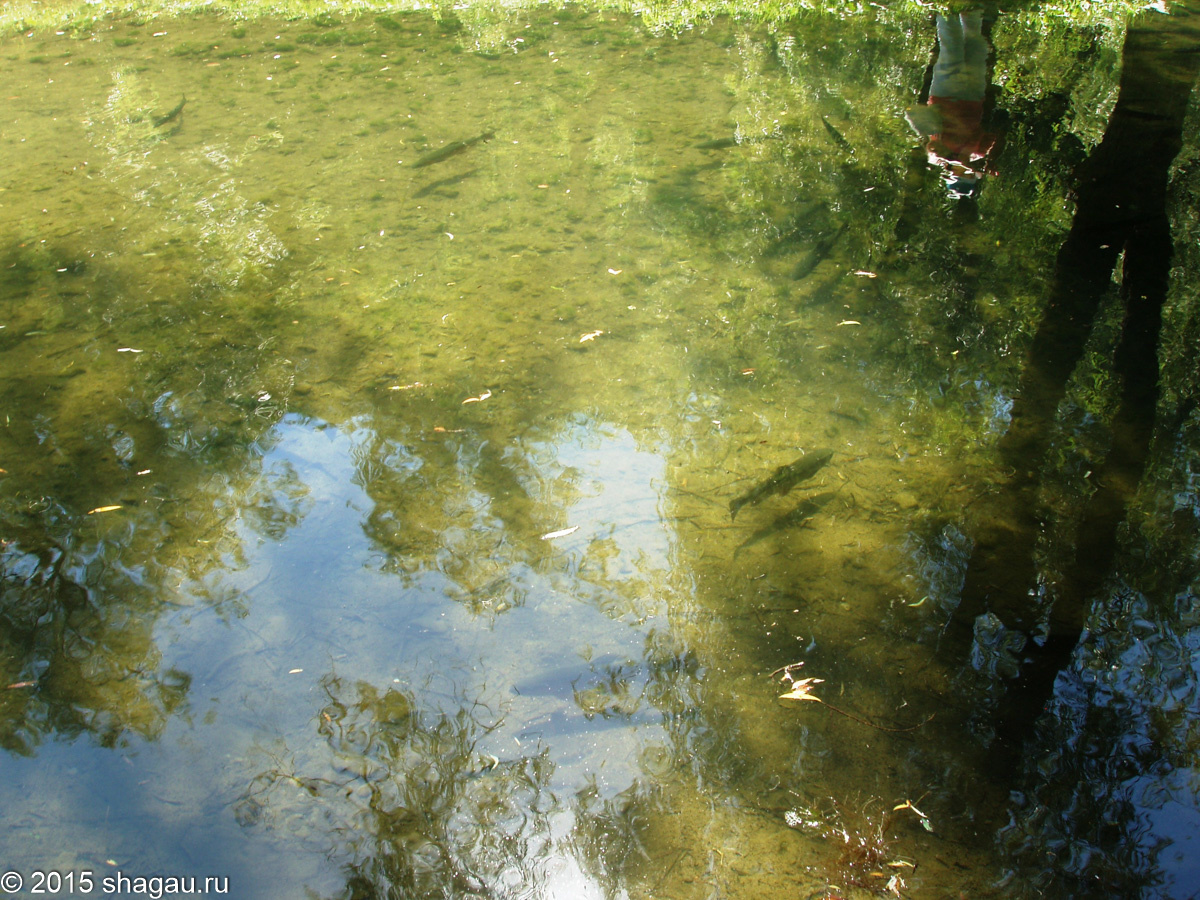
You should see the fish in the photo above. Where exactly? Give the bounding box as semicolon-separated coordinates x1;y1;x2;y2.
412;130;495;168
413;167;480;199
729;449;834;521
694;132;780;151
763;202;829;258
737;491;837;550
791;224;846;281
821;116;853;153
152;95;187;128
694;136;739;150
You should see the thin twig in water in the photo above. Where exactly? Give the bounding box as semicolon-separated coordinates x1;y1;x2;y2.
816;700;934;733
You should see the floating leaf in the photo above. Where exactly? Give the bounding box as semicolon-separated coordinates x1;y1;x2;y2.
779;677;824;702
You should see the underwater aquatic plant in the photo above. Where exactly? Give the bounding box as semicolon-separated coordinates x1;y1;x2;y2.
785;795;924;896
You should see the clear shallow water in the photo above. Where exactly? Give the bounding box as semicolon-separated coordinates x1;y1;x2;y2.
2;4;1200;898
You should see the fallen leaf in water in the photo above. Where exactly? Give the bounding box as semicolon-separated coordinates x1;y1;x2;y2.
541;525;579;540
87;505;123;515
893;799;928;818
779;677;824;702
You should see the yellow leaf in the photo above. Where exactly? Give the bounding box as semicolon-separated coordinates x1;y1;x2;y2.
779;677;824;702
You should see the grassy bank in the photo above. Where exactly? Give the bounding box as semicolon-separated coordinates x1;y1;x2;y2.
0;0;1164;38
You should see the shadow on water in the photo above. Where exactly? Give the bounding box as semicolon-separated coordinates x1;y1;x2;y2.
947;5;1200;768
933;3;1200;895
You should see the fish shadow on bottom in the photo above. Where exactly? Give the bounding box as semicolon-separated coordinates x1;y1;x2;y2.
736;490;840;552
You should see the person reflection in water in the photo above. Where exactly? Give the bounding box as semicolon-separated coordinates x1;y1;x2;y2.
905;9;998;199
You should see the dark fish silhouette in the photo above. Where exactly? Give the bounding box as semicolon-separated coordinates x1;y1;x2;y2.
152;95;187;128
694;131;784;151
412;131;495;168
694;136;739;150
729;449;833;521
738;491;838;550
413;167;480;199
791;224;846;281
821;116;853;154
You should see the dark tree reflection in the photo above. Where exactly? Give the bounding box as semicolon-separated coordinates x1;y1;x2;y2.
930;5;1200;895
0;233;308;752
236;674;558;900
945;3;1200;754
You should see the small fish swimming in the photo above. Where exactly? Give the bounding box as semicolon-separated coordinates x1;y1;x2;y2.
412;130;495;168
738;491;838;550
694;133;780;150
729;449;833;521
791;224;846;281
152;95;187;128
694;136;740;150
821;116;853;154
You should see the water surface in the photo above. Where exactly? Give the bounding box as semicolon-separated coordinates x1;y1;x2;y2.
3;3;1200;898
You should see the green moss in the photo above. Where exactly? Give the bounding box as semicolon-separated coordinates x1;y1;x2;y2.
171;41;216;57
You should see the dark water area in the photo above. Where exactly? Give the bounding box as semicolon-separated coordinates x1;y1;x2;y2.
2;2;1200;898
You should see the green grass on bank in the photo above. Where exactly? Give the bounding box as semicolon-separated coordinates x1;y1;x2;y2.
0;0;1166;39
